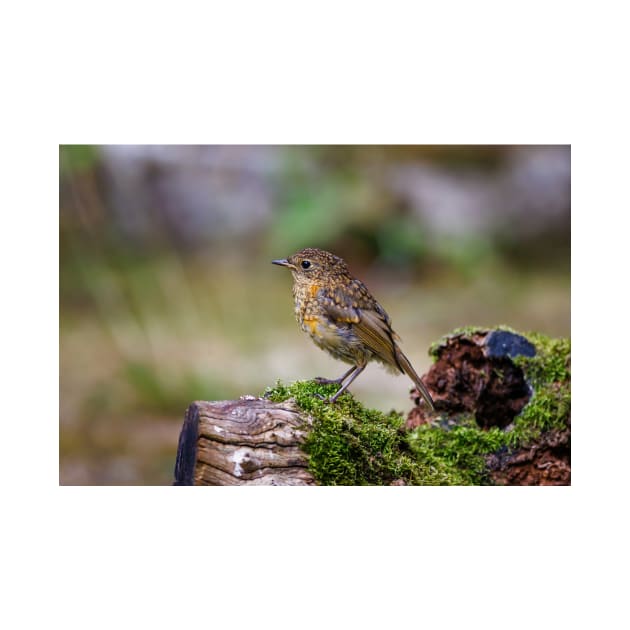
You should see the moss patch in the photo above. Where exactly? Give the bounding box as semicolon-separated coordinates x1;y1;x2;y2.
264;329;570;485
264;380;424;485
509;332;571;445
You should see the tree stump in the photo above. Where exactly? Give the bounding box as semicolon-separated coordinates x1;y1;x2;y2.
173;396;316;485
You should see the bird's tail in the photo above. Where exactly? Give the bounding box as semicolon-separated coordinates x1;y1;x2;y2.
395;348;435;411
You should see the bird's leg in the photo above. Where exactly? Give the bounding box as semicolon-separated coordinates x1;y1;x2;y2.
329;365;366;402
313;365;356;386
315;365;366;403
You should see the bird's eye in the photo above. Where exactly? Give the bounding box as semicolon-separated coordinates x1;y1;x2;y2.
301;260;311;269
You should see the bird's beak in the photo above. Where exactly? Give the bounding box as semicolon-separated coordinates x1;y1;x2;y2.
272;258;294;269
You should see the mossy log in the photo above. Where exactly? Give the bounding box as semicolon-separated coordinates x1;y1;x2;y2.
174;327;570;486
173;396;316;485
409;328;571;485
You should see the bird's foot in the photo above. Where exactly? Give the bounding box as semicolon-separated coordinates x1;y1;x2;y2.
314;388;343;403
313;376;338;402
313;376;343;385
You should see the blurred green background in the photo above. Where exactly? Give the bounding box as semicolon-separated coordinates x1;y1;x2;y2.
59;145;570;485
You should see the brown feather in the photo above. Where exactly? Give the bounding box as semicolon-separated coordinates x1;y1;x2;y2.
394;348;435;411
353;309;401;369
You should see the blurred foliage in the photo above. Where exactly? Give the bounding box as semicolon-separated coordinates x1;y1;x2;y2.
60;145;99;174
123;362;227;414
270;174;348;254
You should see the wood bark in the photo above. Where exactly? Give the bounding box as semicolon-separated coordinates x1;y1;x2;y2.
173;396;316;486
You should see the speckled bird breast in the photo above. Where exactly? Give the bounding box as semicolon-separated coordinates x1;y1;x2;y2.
291;281;371;365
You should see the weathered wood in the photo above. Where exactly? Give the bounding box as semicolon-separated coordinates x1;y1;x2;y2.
173;396;316;486
173;403;200;485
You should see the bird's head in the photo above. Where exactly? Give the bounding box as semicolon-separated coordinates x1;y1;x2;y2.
272;247;349;284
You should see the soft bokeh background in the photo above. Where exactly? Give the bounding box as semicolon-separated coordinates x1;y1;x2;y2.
60;145;570;485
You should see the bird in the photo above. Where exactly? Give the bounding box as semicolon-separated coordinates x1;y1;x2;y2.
272;247;435;409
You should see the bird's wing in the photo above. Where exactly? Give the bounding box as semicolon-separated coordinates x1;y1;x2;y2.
320;280;435;410
321;281;402;370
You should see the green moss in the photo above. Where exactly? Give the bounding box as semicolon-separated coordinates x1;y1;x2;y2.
264;328;570;485
407;423;506;485
510;333;571;444
264;380;497;485
265;380;422;485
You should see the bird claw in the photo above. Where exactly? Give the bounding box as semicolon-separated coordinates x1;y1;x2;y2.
313;376;339;385
313;376;342;402
314;392;340;403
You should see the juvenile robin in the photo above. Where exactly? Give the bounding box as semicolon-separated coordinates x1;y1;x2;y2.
272;247;435;409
